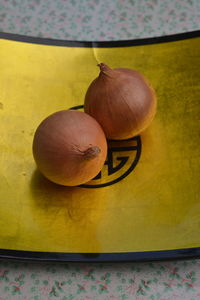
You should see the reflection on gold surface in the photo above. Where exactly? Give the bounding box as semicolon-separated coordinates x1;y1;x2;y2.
0;36;199;253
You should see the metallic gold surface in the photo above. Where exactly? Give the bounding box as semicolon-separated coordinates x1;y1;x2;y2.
0;37;199;253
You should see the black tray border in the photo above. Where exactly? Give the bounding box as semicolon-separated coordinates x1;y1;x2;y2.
0;30;199;47
0;248;200;262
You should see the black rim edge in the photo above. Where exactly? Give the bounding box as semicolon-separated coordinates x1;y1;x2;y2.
0;248;200;262
0;30;199;47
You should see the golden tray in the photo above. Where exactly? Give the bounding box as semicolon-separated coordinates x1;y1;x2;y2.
0;31;199;261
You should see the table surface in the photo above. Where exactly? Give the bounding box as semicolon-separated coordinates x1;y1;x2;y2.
0;0;200;299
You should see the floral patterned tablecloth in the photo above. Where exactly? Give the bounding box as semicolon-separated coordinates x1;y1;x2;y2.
0;0;200;299
0;0;200;40
1;259;200;299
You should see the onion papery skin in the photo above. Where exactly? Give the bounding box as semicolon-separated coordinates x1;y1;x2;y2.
84;63;157;140
32;110;107;186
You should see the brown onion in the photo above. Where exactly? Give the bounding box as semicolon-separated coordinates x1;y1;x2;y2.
84;63;157;139
32;110;107;186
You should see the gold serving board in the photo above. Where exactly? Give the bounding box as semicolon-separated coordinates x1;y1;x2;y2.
0;32;199;260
